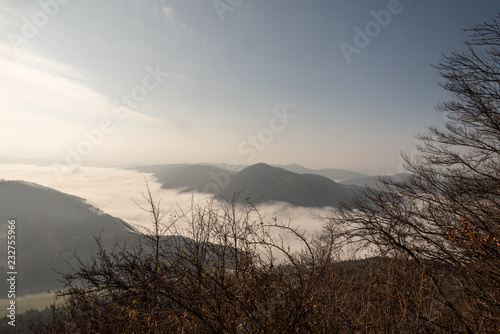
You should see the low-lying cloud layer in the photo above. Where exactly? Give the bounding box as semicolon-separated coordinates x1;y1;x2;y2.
1;164;334;254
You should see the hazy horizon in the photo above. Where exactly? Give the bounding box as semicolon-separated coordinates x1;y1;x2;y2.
0;158;394;175
2;1;499;174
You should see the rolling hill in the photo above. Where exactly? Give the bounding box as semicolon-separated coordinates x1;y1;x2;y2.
220;163;354;207
136;163;235;191
0;180;138;296
139;163;357;207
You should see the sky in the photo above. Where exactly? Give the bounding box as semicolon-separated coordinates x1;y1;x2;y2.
1;0;499;174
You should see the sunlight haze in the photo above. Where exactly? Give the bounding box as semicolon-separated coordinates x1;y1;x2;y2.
1;0;498;173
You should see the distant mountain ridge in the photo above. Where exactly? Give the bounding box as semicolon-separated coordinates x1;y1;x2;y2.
136;164;229;190
137;163;358;207
137;163;371;183
224;163;353;207
341;173;410;188
273;164;370;182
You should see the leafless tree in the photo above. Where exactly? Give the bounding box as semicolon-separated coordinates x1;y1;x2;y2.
33;186;333;333
327;14;500;333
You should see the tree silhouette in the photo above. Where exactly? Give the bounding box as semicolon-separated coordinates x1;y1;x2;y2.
328;14;500;333
33;187;333;333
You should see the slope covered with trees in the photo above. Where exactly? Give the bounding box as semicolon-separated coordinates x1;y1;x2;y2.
0;180;136;295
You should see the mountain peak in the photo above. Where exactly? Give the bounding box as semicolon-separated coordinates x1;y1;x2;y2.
137;163;357;207
239;163;293;178
245;162;274;169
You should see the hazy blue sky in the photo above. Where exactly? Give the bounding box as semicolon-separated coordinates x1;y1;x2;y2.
1;0;499;173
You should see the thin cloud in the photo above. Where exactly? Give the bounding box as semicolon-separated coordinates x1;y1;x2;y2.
129;0;175;21
181;23;196;35
88;37;122;49
0;44;165;126
128;0;197;35
162;6;175;21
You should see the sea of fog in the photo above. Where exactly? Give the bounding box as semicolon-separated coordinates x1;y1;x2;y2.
0;164;337;254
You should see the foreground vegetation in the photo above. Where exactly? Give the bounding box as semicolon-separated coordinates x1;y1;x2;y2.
28;14;500;333
28;196;479;333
